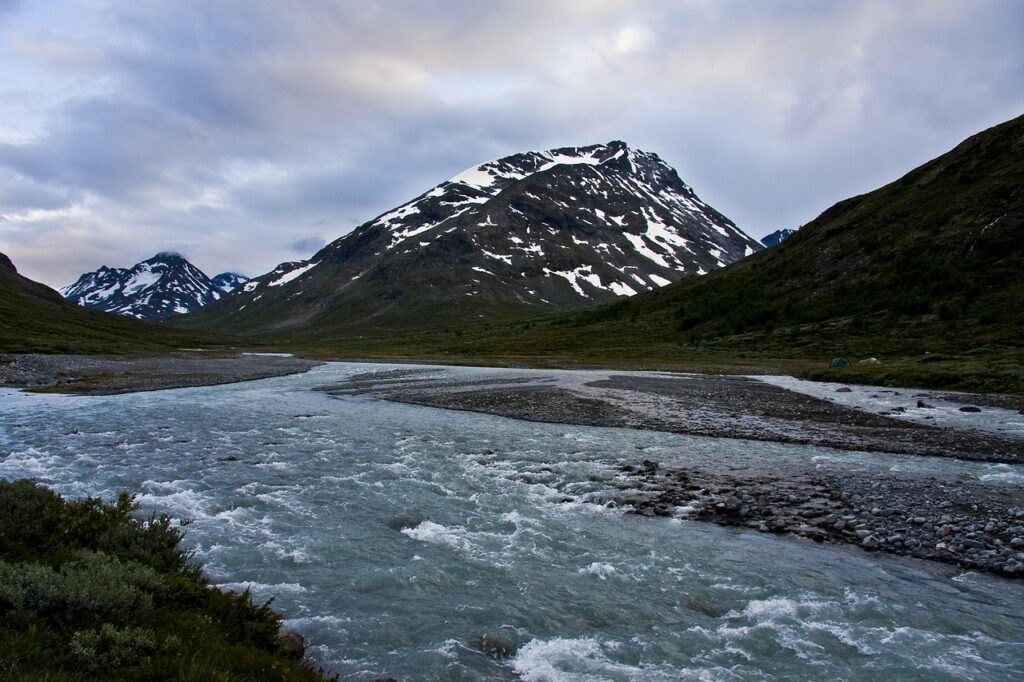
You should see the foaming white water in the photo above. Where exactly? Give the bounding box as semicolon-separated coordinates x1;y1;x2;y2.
1;364;1023;680
216;581;308;597
578;562;617;579
512;637;687;682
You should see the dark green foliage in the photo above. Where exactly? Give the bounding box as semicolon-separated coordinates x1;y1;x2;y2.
68;625;162;672
0;252;232;355
0;480;325;681
0;552;165;628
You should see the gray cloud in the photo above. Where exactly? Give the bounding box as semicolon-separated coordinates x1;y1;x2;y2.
288;236;327;255
0;0;19;21
0;0;1021;287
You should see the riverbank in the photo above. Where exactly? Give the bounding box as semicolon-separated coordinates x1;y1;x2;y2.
0;353;320;395
321;367;1024;462
322;366;1024;577
0;479;330;680
3;360;1023;677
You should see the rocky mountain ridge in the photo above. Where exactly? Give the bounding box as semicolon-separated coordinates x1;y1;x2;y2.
61;253;247;320
760;228;796;247
179;141;762;335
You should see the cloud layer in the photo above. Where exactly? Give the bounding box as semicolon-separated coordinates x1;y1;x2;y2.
1;0;1022;286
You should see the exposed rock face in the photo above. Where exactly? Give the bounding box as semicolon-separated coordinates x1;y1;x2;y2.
211;272;249;293
181;141;762;334
760;228;796;246
61;252;236;320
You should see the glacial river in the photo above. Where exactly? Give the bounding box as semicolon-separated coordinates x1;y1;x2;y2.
1;362;1022;680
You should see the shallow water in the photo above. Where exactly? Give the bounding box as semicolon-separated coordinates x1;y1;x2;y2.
1;362;1023;680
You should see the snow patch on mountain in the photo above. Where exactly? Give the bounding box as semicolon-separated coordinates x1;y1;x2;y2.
191;140;765;333
212;272;249;293
61;253;239;320
269;261;320;287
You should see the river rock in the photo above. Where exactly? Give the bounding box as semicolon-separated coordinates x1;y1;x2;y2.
684;593;729;618
277;628;305;659
473;633;517;660
387;513;424;531
722;496;742;514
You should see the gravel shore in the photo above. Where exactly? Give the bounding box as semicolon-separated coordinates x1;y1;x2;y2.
0;353;320;394
323;368;1024;462
615;459;1024;578
324;366;1024;577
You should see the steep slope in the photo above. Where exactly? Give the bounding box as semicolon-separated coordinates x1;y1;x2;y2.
760;228;796;247
61;252;230;320
450;114;1024;364
178;141;761;336
0;252;220;354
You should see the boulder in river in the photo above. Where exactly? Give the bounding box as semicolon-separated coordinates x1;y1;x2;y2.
472;633;517;660
387;513;424;531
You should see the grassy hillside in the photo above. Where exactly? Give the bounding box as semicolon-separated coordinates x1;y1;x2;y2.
0;252;232;355
269;114;1024;393
0;479;326;681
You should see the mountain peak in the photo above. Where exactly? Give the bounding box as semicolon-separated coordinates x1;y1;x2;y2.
150;251;186;262
177;140;762;335
761;228;797;247
445;141;635;191
211;272;249;293
62;253;227;319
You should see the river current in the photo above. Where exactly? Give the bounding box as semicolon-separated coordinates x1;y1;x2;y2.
1;362;1022;680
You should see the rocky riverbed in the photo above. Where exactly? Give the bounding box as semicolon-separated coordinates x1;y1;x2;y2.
322;368;1024;462
0;352;320;394
324;365;1024;578
614;459;1024;578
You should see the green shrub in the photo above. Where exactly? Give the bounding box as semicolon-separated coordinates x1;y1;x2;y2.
0;551;165;627
0;480;326;681
68;624;159;671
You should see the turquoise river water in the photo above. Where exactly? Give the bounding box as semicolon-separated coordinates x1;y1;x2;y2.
1;362;1022;680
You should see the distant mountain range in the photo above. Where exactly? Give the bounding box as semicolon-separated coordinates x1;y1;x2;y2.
0;251;215;354
61;253;247;320
3;113;1021;394
177;141;761;336
760;228;796;247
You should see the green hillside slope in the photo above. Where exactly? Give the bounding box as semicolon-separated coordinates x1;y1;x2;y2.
0;252;227;354
409;114;1024;391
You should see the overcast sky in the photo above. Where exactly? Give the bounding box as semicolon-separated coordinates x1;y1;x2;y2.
1;0;1021;287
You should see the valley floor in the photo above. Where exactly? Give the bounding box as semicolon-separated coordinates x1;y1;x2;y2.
321;366;1024;577
4;354;1023;578
0;352;320;394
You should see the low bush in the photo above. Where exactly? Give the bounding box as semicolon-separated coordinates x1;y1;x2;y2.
0;479;328;681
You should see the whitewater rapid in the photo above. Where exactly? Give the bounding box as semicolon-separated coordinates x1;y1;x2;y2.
1;362;1022;680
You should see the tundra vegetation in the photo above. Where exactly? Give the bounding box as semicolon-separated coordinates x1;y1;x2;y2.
0;479;326;681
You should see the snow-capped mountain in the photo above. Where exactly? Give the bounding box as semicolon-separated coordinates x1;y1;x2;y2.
179;141;763;334
61;253;238;320
211;272;249;293
761;228;796;247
